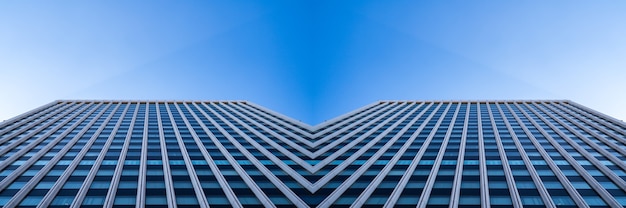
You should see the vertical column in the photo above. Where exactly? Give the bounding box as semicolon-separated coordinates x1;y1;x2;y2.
450;102;470;208
136;102;150;208
155;103;177;207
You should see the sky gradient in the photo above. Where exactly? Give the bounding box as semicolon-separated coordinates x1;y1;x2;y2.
1;1;625;125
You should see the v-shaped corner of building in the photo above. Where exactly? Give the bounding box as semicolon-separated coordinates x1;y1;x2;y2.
0;100;625;208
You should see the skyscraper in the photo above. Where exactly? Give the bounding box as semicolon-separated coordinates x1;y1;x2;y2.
0;100;625;208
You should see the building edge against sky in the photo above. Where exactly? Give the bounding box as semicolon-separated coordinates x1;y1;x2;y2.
0;100;626;207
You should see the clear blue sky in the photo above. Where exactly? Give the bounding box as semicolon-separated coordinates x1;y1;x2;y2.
1;1;625;124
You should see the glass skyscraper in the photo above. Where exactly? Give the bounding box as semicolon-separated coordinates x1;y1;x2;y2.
0;100;625;208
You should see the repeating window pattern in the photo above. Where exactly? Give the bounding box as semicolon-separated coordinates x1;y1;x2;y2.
0;100;625;208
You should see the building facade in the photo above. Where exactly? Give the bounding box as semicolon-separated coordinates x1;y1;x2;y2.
0;100;625;208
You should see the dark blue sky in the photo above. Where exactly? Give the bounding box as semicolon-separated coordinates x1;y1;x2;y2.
1;1;625;124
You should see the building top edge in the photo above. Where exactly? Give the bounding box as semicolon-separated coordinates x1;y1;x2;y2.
53;100;250;104
52;99;573;104
377;99;572;104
